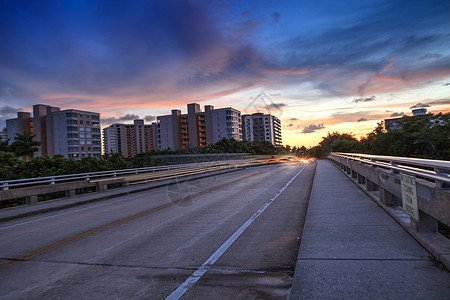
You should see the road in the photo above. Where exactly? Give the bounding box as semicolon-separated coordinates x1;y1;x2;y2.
0;162;315;299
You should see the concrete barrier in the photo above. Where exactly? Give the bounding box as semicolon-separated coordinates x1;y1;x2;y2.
328;153;450;269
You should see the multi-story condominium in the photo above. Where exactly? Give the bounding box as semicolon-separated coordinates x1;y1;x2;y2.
103;119;158;157
157;103;242;150
32;104;60;156
52;109;102;158
242;113;282;147
6;112;33;143
0;127;7;141
5;104;101;159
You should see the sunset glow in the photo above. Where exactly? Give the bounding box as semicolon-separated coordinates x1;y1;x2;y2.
1;0;449;147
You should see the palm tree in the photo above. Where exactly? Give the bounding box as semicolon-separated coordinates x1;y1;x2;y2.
0;138;10;152
10;133;41;161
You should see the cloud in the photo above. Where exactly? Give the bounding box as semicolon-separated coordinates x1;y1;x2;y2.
352;96;376;103
271;12;281;23
302;123;325;133
410;103;430;109
321;110;385;125
289;117;298;120
443;83;450;86
418;53;442;60
429;98;450;105
287;123;294;127
0;105;22;118
390;112;404;117
0;105;23;128
266;103;287;110
0;0;449;119
144;115;156;122
101;114;140;124
281;1;450;97
357;117;367;122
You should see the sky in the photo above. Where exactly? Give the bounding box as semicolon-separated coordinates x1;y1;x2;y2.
1;0;449;147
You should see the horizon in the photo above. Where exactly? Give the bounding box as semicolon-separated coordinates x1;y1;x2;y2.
1;0;449;147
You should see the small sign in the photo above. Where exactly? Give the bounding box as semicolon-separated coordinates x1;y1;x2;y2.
400;173;419;221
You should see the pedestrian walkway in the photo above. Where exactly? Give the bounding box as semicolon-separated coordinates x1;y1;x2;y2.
290;160;450;299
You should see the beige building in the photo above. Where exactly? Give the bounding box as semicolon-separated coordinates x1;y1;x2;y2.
5;104;101;159
157;103;242;150
103;120;158;157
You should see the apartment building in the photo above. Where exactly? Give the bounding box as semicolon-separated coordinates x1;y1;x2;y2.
103;119;158;157
157;103;242;150
242;113;282;147
0;128;7;141
52;109;102;158
6;112;33;143
384;108;428;130
5;104;101;159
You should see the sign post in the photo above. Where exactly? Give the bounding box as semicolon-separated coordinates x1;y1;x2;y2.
400;173;419;221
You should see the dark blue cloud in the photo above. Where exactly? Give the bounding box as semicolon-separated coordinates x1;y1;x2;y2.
279;0;450;95
0;0;449;109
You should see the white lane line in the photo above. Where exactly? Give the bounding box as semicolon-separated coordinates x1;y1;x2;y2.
165;165;307;300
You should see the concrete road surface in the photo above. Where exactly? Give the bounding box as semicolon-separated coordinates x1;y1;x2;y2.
0;162;314;299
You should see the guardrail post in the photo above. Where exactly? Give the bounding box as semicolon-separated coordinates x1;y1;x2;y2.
371;158;377;168
351;170;357;179
113;171;117;178
357;174;365;184
391;162;400;174
1;183;9;191
26;195;38;205
380;188;398;206
411;211;438;233
435;168;450;189
366;179;378;191
96;184;108;193
51;177;55;185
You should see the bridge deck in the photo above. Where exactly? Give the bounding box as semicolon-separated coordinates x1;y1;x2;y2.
290;160;449;299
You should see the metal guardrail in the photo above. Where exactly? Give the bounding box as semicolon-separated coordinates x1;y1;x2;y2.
0;156;279;206
0;160;245;191
330;152;450;186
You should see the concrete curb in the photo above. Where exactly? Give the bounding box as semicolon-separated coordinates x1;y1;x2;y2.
0;162;281;223
330;159;450;271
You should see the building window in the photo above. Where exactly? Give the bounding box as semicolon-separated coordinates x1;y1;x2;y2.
66;112;77;118
67;133;78;138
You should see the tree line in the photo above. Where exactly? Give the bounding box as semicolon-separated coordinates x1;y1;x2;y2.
1;112;448;180
306;113;450;160
0;136;284;180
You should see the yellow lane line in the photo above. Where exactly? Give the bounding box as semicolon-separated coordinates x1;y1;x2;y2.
2;169;266;268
